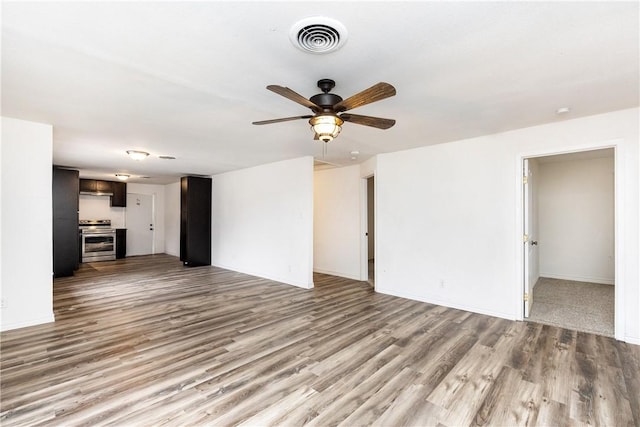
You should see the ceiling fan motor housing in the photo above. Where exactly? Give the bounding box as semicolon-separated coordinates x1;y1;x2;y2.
310;79;342;110
310;93;342;109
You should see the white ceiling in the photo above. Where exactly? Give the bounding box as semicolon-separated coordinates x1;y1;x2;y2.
2;1;638;184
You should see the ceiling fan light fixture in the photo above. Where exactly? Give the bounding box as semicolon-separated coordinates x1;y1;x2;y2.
310;115;343;142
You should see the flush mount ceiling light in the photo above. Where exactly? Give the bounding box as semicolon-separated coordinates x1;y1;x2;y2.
289;17;348;54
309;114;344;143
126;150;149;161
115;174;129;181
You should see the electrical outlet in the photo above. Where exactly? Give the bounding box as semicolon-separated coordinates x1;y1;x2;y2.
0;297;5;309
439;279;445;288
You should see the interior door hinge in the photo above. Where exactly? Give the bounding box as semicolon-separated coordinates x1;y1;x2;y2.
523;175;528;184
524;292;529;302
523;234;529;242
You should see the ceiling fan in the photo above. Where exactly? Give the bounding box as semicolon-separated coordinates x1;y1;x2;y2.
252;79;396;143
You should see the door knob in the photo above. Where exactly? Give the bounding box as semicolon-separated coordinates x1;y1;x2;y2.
531;241;538;245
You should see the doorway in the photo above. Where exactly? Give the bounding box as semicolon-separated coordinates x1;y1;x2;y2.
125;193;155;256
366;176;375;286
522;149;615;336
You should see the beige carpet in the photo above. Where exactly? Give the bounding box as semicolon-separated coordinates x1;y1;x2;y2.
527;277;614;337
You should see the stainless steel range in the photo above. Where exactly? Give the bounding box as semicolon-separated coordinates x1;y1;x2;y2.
79;219;116;262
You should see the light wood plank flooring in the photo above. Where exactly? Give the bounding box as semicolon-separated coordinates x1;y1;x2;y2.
1;254;639;426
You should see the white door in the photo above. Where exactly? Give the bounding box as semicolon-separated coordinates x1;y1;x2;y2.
523;159;534;317
125;193;154;256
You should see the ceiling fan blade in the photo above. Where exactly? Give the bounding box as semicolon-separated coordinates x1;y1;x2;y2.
267;85;321;112
252;115;313;125
333;82;396;112
340;113;396;129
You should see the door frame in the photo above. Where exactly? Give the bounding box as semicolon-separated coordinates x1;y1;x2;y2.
522;158;534;318
515;142;622;340
360;174;375;285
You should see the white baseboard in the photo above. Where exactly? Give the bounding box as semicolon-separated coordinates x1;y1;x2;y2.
312;268;362;281
0;311;55;332
211;262;313;289
623;336;640;345
375;287;517;321
539;272;614;285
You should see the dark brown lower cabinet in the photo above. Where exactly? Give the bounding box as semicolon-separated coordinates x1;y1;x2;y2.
116;229;126;259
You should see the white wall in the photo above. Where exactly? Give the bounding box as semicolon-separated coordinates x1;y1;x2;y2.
360;156;377;178
377;138;516;319
164;181;181;257
314;164;363;280
211;157;314;289
538;156;615;284
79;194;126;227
374;108;639;343
126;183;166;254
1;117;54;331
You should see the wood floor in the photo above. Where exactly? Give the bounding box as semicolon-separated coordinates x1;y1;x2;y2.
1;255;639;426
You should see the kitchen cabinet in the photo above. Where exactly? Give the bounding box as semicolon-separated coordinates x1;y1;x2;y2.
97;180;112;193
79;179;112;194
80;179;126;207
116;229;126;259
180;176;212;267
79;179;95;193
111;181;127;207
53;167;79;278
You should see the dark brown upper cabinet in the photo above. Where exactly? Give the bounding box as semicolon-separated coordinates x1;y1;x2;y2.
79;179;126;207
110;181;127;207
79;179;112;194
79;179;97;193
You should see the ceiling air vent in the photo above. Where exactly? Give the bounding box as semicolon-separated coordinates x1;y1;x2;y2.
289;17;347;54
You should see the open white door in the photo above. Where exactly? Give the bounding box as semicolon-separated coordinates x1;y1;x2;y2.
523;159;534;317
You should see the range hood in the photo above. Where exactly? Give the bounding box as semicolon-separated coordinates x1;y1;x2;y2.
80;190;114;196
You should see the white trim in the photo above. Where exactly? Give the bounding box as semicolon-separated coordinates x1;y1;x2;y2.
624;336;640;345
151;193;157;255
212;262;313;290
539;273;614;286
313;268;361;281
360;178;368;281
360;172;376;286
377;287;517;321
0;312;55;332
613;145;624;342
